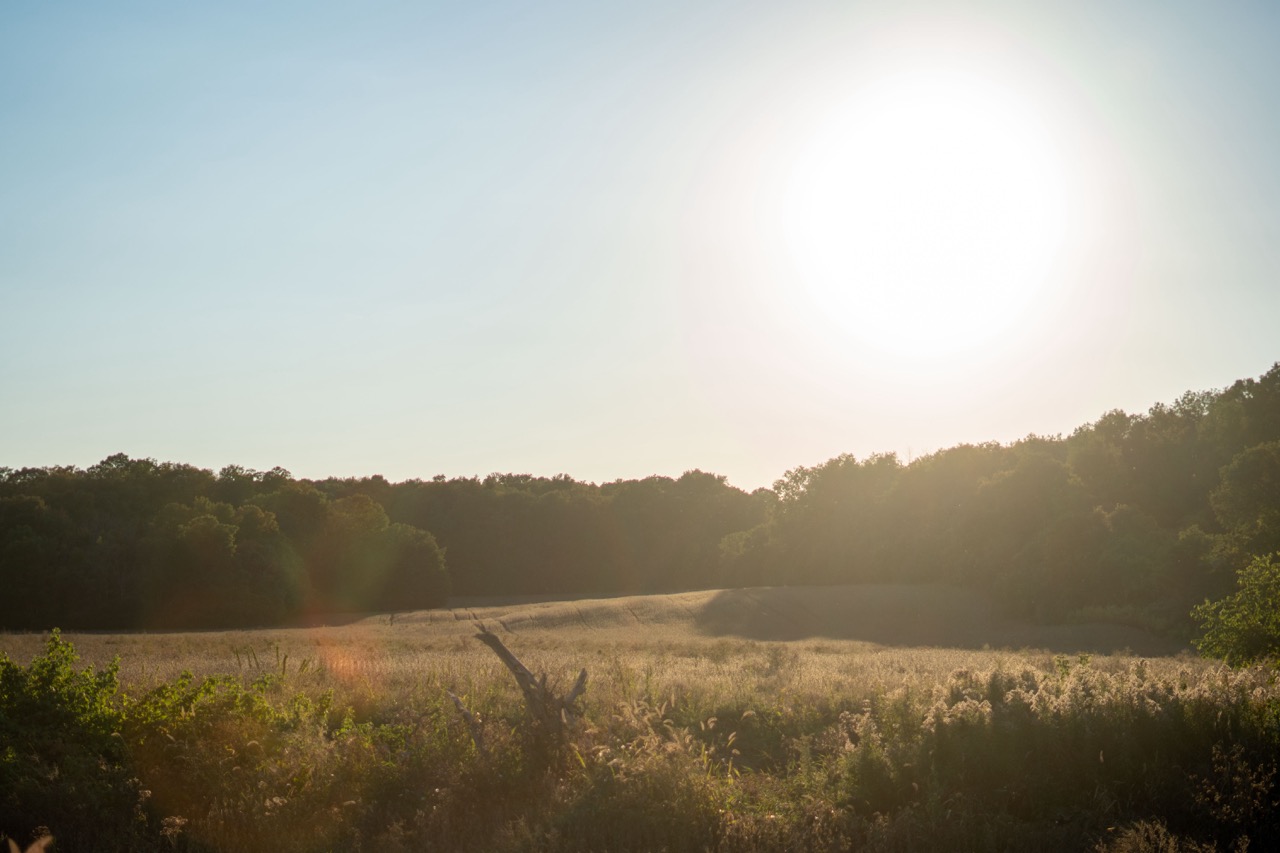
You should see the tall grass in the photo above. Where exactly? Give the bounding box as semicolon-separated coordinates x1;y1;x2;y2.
1;624;1276;851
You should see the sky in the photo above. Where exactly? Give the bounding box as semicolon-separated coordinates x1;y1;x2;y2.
3;0;1279;491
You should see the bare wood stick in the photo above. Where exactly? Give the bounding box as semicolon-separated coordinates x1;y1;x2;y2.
565;668;588;710
474;627;548;717
447;690;486;758
472;626;587;737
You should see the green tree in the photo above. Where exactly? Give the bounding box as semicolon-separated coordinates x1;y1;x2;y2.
767;453;902;585
308;495;449;612
964;449;1089;595
1193;552;1280;665
1212;441;1280;560
373;523;450;611
143;499;305;628
0;496;69;628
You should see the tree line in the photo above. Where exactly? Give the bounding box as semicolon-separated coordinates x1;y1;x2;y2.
2;364;1278;634
728;363;1280;634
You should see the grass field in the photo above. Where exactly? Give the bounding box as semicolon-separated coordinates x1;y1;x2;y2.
0;583;1188;688
2;585;1273;853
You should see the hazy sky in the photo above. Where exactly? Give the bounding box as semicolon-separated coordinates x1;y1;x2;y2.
3;0;1279;490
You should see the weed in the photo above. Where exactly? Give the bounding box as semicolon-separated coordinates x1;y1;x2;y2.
0;625;1275;851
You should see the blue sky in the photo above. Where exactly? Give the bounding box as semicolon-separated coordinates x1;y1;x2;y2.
3;0;1279;489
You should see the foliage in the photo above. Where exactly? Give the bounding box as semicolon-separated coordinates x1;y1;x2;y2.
1211;442;1280;563
0;465;450;630
2;632;1279;851
0;631;152;850
3;363;1280;631
1193;552;1280;665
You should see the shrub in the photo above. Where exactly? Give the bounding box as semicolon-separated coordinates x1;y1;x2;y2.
0;630;153;849
1193;552;1280;665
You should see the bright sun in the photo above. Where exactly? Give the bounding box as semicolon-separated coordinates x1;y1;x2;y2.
783;66;1071;363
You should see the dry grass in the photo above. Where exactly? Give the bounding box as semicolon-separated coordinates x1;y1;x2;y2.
3;586;1267;852
0;583;1202;711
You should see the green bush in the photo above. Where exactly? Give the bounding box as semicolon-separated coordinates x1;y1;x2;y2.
0;630;153;850
1193;552;1280;665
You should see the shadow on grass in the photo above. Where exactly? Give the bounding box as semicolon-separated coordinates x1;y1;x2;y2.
694;585;1188;655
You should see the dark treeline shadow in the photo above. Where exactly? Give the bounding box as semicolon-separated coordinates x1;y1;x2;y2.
694;585;1188;656
2;363;1279;636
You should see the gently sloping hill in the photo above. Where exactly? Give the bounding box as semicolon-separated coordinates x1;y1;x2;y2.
396;590;711;634
430;584;1183;655
0;585;1184;685
693;585;1187;656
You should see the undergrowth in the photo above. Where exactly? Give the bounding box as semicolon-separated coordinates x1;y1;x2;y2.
1;632;1277;851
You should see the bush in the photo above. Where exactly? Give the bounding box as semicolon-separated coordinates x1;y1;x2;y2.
0;630;153;850
1193;552;1280;665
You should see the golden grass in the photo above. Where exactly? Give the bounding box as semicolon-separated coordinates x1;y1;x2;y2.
0;584;1205;710
2;585;1256;852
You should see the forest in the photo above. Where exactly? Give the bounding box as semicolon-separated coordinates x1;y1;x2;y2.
2;363;1278;636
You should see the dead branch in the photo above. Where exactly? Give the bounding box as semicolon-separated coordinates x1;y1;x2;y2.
447;690;486;758
473;625;588;740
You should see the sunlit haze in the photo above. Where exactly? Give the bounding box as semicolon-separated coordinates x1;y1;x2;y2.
3;1;1279;489
783;61;1073;362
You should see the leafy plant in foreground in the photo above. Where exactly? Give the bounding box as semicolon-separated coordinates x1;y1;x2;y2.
0;630;153;849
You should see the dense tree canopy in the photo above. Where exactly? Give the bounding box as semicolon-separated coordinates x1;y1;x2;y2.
0;462;449;629
2;363;1279;634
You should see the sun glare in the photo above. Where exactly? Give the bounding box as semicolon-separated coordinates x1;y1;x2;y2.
783;66;1071;364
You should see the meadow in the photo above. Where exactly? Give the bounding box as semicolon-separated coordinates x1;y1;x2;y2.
2;585;1276;852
